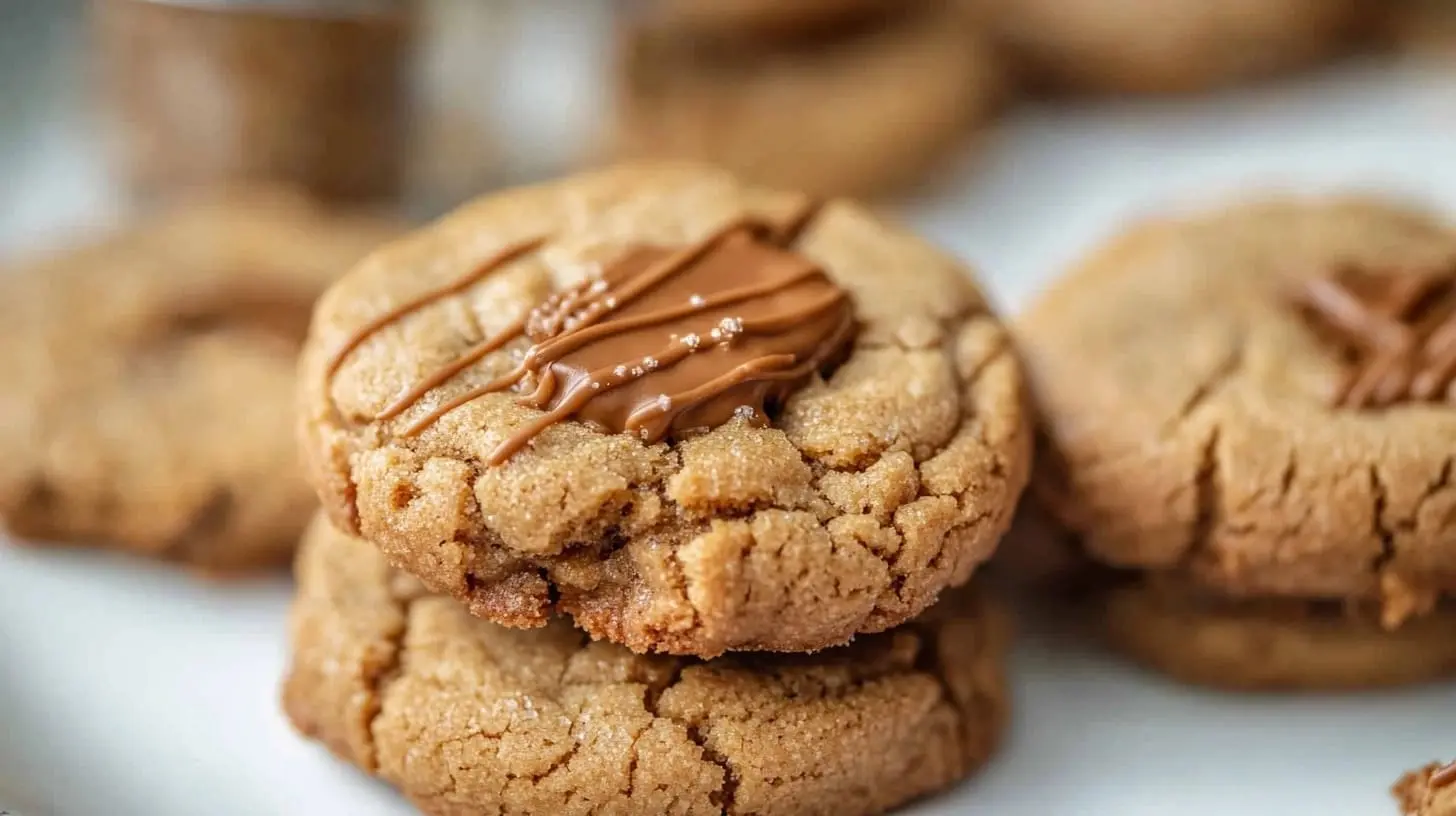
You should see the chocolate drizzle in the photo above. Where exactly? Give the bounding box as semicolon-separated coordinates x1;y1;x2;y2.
1434;761;1456;790
1290;263;1456;408
327;200;856;464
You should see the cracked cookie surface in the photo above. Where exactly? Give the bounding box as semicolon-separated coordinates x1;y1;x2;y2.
282;514;1011;816
1397;763;1456;816
0;190;400;572
1020;199;1456;622
299;162;1030;657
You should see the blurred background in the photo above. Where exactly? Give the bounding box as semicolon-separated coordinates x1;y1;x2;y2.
3;2;1456;815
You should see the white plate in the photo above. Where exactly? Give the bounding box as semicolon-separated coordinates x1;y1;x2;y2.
2;8;1455;813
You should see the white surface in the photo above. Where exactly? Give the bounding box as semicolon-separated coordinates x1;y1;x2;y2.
2;8;1456;814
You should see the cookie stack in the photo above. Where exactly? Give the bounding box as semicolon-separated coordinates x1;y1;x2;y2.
282;162;1033;814
1020;199;1456;690
610;0;1003;199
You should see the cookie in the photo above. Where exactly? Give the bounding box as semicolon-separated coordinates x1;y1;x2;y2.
1379;1;1456;56
1103;576;1456;690
1397;762;1456;816
283;514;1012;816
1023;198;1456;620
610;5;1003;199
0;190;400;573
298;162;1031;656
966;0;1363;94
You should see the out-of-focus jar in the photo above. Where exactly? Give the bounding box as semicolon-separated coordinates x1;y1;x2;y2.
92;0;416;206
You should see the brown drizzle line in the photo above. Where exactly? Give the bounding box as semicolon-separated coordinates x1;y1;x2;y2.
326;200;854;465
1434;761;1456;790
1289;263;1456;408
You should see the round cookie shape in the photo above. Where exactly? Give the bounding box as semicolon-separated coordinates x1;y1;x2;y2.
283;515;1011;816
611;6;1003;199
1102;577;1456;691
299;162;1031;657
0;190;400;572
1020;199;1456;620
967;0;1363;94
1396;762;1456;816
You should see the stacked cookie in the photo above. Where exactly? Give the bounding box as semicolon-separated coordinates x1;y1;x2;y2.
0;189;399;573
1020;199;1456;690
282;162;1033;814
610;0;1003;199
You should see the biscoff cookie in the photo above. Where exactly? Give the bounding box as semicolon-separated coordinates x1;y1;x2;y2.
299;162;1030;657
611;5;1002;199
966;0;1363;94
283;515;1011;816
1020;198;1456;688
1398;762;1456;816
0;190;399;572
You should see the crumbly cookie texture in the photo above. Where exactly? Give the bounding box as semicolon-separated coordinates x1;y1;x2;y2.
966;0;1363;94
612;8;1002;199
1102;577;1456;691
0;189;399;572
299;162;1030;656
283;515;1011;816
1020;199;1456;621
1397;763;1456;816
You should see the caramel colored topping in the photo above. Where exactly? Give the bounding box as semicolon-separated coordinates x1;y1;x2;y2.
1290;264;1456;408
374;202;852;464
1434;761;1456;789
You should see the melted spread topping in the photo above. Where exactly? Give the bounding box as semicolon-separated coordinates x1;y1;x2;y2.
1433;761;1456;790
328;201;857;464
1290;264;1456;408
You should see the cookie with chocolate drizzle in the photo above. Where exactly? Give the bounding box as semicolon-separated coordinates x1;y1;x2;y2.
299;162;1030;657
1020;198;1456;690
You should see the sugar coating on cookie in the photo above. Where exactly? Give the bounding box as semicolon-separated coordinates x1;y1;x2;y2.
1021;199;1456;622
1395;762;1456;816
283;515;1011;816
299;162;1030;656
966;0;1364;94
612;7;1003;198
0;190;400;572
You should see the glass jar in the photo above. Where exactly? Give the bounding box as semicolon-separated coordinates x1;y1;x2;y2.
92;0;417;206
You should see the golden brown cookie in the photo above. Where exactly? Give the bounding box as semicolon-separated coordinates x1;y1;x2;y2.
0;190;399;573
1103;577;1456;690
1020;198;1456;688
611;5;1003;199
966;0;1364;94
1397;762;1456;816
299;162;1031;656
283;514;1012;816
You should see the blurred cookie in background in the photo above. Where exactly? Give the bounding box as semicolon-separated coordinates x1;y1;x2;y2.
965;0;1365;95
1396;762;1456;816
1378;0;1456;57
611;1;1004;198
0;189;401;574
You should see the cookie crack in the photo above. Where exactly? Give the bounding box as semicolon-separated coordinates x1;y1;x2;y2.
1369;463;1397;575
363;592;419;774
1164;335;1244;436
1179;427;1225;574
